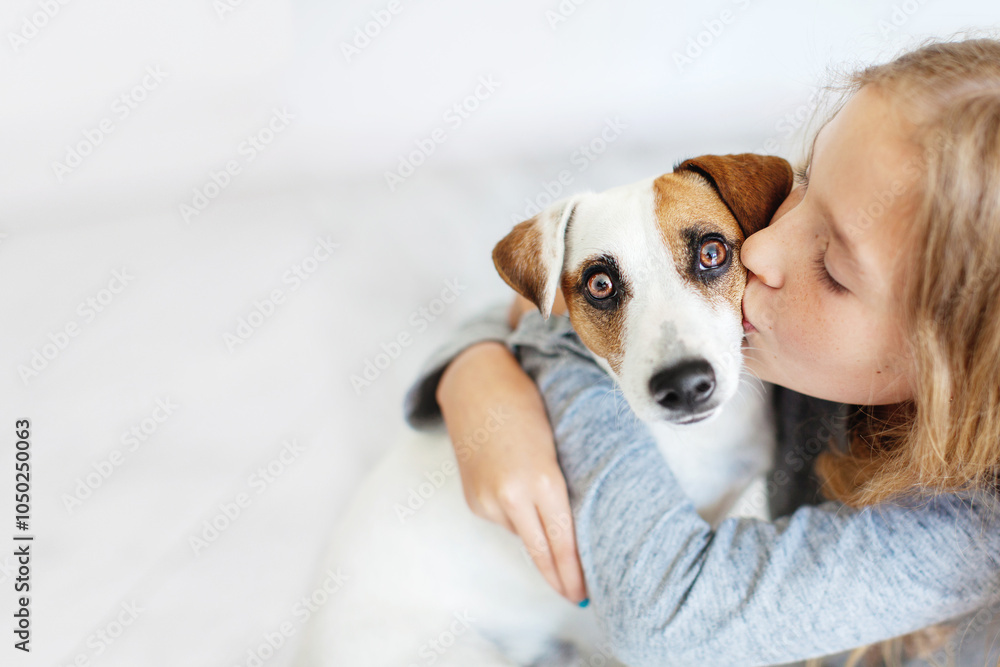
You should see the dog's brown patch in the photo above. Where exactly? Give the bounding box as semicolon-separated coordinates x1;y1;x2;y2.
675;153;794;239
561;267;627;374
492;218;549;309
654;172;747;319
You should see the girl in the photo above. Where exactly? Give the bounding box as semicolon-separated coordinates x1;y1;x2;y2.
405;37;1000;665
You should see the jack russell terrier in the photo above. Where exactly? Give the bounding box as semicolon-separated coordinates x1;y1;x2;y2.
294;153;794;667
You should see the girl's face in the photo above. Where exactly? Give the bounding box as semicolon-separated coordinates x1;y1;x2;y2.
741;85;921;405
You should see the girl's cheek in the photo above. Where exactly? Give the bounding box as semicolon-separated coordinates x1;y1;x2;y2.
784;298;829;360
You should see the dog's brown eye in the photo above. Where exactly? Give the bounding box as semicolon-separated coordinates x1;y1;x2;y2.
586;272;615;299
699;239;727;269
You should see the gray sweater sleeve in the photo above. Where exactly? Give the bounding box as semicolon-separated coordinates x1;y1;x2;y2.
508;310;1000;667
403;298;513;430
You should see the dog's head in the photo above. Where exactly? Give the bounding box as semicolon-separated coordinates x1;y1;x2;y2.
493;154;792;424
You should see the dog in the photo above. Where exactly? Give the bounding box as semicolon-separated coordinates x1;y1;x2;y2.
294;154;793;666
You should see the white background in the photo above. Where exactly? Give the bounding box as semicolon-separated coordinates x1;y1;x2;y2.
0;1;996;665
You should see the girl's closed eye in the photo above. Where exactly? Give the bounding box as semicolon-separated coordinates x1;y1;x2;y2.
813;244;848;294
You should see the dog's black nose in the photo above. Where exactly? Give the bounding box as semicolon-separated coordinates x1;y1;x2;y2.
649;359;716;413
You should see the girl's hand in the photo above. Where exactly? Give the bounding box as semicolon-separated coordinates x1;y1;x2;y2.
436;338;588;604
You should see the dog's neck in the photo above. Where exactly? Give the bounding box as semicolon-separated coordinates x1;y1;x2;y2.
642;381;775;524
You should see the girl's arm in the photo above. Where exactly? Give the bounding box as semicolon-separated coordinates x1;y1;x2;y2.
403;298;513;429
403;296;586;603
507;309;1000;667
403;294;561;426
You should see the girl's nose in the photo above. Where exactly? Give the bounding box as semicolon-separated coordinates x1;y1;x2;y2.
740;225;783;289
741;183;804;289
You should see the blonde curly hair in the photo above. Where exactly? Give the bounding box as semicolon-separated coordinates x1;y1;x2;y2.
798;35;1000;666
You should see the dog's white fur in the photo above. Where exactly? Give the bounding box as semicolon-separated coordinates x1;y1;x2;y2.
547;183;744;422
294;171;776;666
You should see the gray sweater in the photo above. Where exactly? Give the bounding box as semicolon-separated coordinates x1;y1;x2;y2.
403;302;1000;666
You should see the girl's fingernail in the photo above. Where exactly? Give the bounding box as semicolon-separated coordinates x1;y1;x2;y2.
578;598;590;608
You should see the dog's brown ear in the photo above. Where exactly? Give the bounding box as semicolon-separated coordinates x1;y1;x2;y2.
492;197;576;319
675;154;793;238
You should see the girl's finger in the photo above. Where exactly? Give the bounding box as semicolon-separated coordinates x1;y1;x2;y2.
508;502;567;600
537;489;588;603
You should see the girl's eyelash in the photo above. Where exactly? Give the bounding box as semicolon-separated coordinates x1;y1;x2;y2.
813;246;848;294
797;164;842;294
